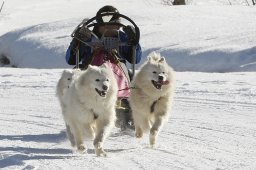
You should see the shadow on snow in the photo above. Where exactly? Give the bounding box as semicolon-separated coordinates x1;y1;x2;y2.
0;130;74;168
0;130;67;143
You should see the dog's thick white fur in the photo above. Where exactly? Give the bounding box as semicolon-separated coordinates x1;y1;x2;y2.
56;69;80;148
129;52;175;147
56;69;80;105
57;65;118;156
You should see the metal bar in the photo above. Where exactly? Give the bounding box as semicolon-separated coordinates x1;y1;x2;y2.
132;46;136;79
74;36;128;48
76;44;79;69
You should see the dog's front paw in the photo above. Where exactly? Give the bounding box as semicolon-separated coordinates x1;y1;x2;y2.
77;144;87;153
135;128;143;138
149;133;156;147
95;147;107;157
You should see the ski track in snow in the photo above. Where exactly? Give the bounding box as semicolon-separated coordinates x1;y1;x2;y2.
0;68;256;170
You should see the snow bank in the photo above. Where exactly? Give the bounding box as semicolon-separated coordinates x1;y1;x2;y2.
0;0;255;72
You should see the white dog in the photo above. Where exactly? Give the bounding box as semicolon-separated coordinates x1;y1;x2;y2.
57;65;118;156
129;52;175;147
56;69;79;104
56;69;80;147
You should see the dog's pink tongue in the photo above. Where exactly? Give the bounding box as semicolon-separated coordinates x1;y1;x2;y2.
162;80;170;85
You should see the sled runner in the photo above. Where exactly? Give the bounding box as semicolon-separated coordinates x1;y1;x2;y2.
70;12;140;130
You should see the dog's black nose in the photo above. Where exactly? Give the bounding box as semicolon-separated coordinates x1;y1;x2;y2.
102;85;108;91
158;75;164;81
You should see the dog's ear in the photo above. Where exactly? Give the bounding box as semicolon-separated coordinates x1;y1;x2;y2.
72;69;80;75
100;63;108;68
62;69;70;75
87;65;93;70
100;64;111;73
159;57;166;63
147;56;153;63
148;51;163;64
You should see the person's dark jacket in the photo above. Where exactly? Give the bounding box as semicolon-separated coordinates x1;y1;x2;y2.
65;30;142;67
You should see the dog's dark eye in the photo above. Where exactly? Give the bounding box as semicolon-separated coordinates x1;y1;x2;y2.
153;71;157;74
106;79;109;81
95;79;100;82
67;78;71;80
162;72;165;74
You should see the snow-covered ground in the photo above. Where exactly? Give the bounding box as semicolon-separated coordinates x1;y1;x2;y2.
0;0;256;169
0;0;256;71
0;68;255;169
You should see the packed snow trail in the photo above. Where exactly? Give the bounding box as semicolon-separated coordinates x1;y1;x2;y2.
0;68;256;169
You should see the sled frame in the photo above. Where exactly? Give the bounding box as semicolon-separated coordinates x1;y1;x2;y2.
71;12;140;79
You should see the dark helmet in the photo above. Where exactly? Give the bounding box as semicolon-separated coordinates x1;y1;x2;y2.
96;5;120;23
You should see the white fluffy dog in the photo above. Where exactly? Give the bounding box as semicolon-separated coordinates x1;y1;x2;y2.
57;65;118;156
129;52;175;147
56;69;79;104
56;69;80;148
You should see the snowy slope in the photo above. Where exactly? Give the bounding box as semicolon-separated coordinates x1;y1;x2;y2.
0;0;256;169
0;0;256;71
0;68;255;170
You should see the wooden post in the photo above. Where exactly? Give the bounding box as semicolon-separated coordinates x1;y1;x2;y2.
173;0;186;5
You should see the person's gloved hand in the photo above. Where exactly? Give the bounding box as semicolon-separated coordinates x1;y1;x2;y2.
123;25;139;45
74;26;91;42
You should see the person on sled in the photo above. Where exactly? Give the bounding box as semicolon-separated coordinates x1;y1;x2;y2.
65;5;142;130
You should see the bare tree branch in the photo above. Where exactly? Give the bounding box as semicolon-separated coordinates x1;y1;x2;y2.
0;1;4;13
244;0;250;6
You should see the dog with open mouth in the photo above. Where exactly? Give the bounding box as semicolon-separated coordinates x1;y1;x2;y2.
57;64;118;156
129;52;175;147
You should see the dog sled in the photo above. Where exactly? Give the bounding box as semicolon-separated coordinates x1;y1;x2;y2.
70;12;140;130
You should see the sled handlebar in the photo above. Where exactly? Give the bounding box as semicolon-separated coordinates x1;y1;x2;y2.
71;13;139;77
71;13;140;47
84;13;140;44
